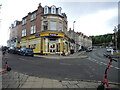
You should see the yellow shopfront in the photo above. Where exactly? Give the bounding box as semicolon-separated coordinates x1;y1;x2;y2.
40;32;70;54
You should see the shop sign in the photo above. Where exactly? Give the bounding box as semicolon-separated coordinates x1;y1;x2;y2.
49;33;58;36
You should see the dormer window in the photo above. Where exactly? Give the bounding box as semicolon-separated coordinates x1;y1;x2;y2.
44;6;48;14
51;5;56;14
22;18;26;25
58;7;62;15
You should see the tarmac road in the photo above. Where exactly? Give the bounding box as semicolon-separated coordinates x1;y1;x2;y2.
5;48;119;83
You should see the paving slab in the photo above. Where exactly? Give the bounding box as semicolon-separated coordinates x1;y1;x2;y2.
1;70;120;89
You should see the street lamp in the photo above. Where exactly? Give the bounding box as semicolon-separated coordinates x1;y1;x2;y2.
73;21;76;52
73;21;76;31
113;26;118;52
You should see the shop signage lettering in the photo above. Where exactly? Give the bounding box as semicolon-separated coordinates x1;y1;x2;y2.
49;33;58;36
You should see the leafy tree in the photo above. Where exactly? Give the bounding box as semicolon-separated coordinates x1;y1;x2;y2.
106;35;112;43
99;36;105;43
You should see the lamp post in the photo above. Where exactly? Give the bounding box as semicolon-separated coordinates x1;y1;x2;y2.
113;26;117;52
73;21;76;52
73;21;76;31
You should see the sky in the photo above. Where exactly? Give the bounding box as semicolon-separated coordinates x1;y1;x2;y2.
0;0;119;46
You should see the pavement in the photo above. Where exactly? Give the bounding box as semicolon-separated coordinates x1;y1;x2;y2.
1;71;119;89
34;51;88;59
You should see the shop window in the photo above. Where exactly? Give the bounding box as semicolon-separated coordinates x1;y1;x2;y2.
30;44;36;49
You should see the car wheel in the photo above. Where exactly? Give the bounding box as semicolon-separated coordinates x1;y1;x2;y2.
23;53;26;56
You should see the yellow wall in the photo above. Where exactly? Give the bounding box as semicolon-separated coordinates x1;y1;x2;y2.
20;31;69;54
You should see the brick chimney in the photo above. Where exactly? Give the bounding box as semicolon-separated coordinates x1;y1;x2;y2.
38;3;42;8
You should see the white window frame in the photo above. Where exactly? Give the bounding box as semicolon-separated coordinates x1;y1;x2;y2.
50;21;57;30
30;24;36;34
51;5;56;14
58;22;63;31
44;6;49;14
31;13;36;21
22;29;26;37
22;18;26;25
58;7;62;15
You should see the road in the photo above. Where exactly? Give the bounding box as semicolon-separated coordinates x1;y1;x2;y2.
5;48;119;83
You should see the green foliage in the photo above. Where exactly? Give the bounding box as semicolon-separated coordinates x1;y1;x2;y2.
91;34;113;47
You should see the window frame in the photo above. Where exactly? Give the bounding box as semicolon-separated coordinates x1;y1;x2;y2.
44;6;49;14
22;18;26;25
51;6;56;14
22;29;26;37
31;13;36;21
30;24;36;34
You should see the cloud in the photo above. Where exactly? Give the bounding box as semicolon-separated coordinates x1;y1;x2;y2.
75;8;118;36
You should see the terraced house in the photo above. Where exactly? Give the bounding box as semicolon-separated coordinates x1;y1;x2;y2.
7;3;92;55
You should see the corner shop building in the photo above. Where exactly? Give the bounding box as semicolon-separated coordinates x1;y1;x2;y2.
19;31;70;54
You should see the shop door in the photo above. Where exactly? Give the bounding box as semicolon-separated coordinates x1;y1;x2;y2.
49;43;56;53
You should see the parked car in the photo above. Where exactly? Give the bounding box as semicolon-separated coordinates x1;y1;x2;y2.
86;47;93;52
8;47;16;54
19;48;34;56
15;47;21;54
106;47;114;52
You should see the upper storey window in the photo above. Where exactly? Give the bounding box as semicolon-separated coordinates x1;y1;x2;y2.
44;6;49;14
58;7;62;15
22;29;26;37
51;5;56;14
31;13;36;21
22;18;26;25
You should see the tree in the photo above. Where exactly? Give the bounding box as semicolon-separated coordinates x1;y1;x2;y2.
106;35;112;43
99;36;105;43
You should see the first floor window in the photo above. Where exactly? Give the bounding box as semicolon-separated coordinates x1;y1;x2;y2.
22;29;26;37
58;22;63;31
43;21;48;30
31;25;36;34
50;21;57;30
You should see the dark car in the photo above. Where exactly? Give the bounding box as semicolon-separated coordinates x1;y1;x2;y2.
15;47;21;54
8;47;16;54
19;48;34;56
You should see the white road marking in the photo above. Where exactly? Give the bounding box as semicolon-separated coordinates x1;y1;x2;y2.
114;67;120;70
60;63;71;66
18;58;35;63
87;57;120;70
19;58;25;60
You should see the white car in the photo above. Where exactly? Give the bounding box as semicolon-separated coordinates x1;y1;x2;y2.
107;47;114;52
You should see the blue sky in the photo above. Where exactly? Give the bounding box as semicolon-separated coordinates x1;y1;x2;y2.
0;0;119;46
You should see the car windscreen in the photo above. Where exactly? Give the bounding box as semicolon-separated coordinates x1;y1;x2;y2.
26;48;33;52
